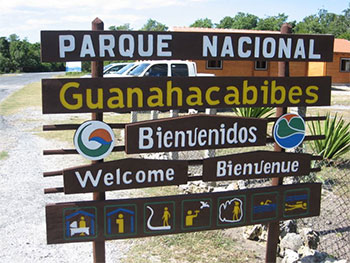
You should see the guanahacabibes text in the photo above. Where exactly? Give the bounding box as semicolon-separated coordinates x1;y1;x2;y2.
42;76;331;114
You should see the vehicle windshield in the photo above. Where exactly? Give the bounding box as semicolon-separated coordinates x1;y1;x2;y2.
103;64;114;71
116;63;135;74
128;63;150;76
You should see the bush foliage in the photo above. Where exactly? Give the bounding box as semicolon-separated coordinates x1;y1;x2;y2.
232;107;275;118
308;113;350;160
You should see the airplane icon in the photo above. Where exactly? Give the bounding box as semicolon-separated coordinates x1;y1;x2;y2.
200;201;210;209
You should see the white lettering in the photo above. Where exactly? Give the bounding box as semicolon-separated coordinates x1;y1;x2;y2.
203;35;217;57
263;37;276;58
221;36;234;57
139;127;153;149
80;35;96;57
309;39;321;59
157;35;172;56
294;39;306;59
165;168;175;181
99;35;115;57
104;172;114;186
119;34;134;58
59;35;75;58
217;161;226;177
291;161;299;172
74;170;102;188
278;38;292;58
238;37;252;58
138;35;153;57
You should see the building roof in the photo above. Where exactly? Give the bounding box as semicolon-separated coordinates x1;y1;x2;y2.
171;26;280;34
334;38;350;54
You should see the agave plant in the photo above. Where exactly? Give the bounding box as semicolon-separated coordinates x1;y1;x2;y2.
232;107;275;118
308;113;350;160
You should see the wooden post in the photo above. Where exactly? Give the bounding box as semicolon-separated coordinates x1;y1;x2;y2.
91;17;106;263
265;23;292;263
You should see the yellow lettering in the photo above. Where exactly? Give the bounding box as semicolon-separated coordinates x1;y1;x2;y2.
186;87;203;106
167;80;183;107
127;87;143;108
261;80;269;104
242;80;257;105
288;86;302;104
305;85;319;104
86;88;103;109
271;81;286;104
107;88;125;109
59;82;82;110
205;86;220;105
224;86;240;105
147;87;164;107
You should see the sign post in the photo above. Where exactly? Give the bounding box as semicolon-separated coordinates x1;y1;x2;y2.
91;18;106;263
265;23;291;263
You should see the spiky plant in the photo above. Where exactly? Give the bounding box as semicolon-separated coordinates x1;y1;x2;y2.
232;107;275;118
308;113;350;160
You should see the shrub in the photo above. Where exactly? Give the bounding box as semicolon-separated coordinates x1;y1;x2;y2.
232;107;275;118
308;113;350;160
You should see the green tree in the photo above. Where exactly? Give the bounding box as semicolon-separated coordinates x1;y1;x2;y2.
216;16;234;28
109;23;132;31
231;12;258;29
0;54;11;73
255;13;288;31
141;19;168;31
0;37;10;58
8;34;19;42
294;9;350;37
190;18;214;28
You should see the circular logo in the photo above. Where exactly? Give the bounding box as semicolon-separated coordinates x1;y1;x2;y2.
74;121;115;160
273;113;305;150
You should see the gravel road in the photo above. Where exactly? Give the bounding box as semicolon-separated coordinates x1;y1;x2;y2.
0;72;65;103
0;73;132;262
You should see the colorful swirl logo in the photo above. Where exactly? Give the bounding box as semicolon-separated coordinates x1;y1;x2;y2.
74;121;115;160
273;113;305;150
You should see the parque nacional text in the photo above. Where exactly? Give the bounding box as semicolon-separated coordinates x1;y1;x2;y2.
41;31;334;62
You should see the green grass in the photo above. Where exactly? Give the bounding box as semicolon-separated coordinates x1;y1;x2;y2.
0;82;41;115
122;230;261;263
0;151;8;160
65;71;89;77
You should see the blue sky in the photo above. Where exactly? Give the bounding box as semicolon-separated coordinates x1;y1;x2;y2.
0;0;349;43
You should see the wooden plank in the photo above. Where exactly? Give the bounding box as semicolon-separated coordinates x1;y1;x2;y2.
41;76;332;114
45;183;321;244
42;116;326;131
63;158;188;194
125;114;267;154
267;116;327;122
40;30;334;62
43;146;125;155
202;151;312;182
43;123;126;131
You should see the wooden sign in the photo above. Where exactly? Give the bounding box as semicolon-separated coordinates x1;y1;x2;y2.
125;114;267;154
203;151;312;182
41;76;331;114
46;183;321;244
63;158;188;194
41;31;334;62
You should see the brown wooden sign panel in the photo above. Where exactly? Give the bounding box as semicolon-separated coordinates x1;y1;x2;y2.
46;183;321;244
41;30;334;62
41;76;331;114
63;158;188;194
125;114;267;153
203;151;312;182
